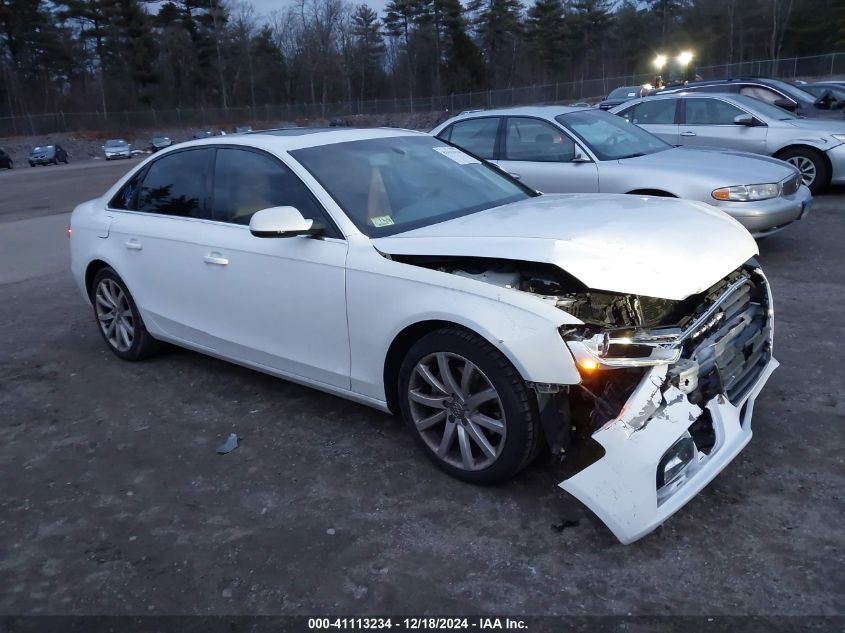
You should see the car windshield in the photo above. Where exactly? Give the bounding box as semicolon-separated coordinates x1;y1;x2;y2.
730;94;798;120
555;110;670;160
152;137;169;142
291;135;532;237
32;146;52;152
105;140;126;147
608;86;639;99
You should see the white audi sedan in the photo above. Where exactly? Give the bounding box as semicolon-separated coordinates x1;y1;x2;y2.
70;128;778;544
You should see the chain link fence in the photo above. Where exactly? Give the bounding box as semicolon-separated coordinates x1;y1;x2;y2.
2;52;843;137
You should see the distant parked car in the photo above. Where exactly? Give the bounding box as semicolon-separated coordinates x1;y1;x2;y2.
432;105;811;237
150;136;173;152
799;82;845;108
598;85;642;110
0;148;12;169
103;139;131;160
233;125;253;134
329;118;350;127
29;144;68;166
612;93;845;193
651;77;841;119
192;129;215;139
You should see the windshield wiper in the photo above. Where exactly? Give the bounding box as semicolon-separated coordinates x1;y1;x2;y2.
617;152;646;159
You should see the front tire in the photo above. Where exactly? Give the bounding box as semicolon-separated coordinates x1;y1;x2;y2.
398;328;541;484
91;268;160;361
780;147;829;194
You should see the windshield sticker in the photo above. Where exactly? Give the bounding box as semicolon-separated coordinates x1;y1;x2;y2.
371;215;395;227
433;146;480;165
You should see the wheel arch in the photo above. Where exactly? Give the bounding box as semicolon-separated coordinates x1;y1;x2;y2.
383;319;474;415
84;259;114;300
773;143;831;170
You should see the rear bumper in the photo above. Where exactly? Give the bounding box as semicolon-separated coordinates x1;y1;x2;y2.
711;185;812;237
560;357;778;544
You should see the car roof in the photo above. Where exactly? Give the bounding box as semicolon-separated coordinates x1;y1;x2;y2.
450;105;591;119
166;127;424;153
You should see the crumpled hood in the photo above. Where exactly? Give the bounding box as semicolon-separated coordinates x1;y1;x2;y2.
621;146;796;183
374;194;758;301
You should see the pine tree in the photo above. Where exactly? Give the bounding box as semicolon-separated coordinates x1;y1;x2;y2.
525;0;566;83
466;0;523;88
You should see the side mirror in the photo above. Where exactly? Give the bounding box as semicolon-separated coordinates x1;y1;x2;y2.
733;114;756;126
773;98;797;112
249;206;322;238
572;151;592;163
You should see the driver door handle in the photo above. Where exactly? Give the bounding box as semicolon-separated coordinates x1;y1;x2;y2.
203;253;229;266
125;239;142;250
680;131;697;137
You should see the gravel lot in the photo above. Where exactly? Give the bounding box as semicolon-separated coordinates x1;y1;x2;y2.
0;159;842;619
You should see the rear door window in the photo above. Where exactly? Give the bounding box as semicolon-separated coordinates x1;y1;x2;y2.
137;149;213;218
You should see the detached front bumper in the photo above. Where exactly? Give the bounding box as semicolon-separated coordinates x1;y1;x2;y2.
560;358;777;544
710;184;812;237
559;264;776;544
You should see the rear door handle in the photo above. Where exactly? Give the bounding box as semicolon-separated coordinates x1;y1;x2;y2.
125;239;142;250
203;253;229;266
680;131;697;137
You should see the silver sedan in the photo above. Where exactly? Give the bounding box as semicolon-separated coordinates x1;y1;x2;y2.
431;106;812;238
611;93;845;193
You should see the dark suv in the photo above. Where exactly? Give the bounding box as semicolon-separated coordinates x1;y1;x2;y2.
0;148;12;169
29;144;69;166
652;77;843;119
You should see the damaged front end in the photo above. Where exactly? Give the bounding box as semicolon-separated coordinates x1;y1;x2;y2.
556;262;778;543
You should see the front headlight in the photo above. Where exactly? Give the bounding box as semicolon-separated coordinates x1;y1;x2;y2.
563;327;681;373
832;133;845;143
712;183;780;202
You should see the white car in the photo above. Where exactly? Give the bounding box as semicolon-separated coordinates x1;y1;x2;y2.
70;128;778;544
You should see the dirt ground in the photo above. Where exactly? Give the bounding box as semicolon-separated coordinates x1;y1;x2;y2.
0;159;843;620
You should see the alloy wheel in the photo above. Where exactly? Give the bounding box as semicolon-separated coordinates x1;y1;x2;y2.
786;155;817;187
95;279;135;352
407;352;506;471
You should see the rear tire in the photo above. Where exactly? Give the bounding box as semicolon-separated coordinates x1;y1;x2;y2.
779;147;829;194
91;268;161;361
398;327;541;484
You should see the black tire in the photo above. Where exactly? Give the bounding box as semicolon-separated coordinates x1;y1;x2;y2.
779;147;830;194
398;327;542;485
91;268;161;361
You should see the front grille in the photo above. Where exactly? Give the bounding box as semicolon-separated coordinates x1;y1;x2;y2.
781;173;801;196
684;269;772;404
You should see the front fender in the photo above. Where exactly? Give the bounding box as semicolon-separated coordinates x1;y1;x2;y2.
345;237;581;402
